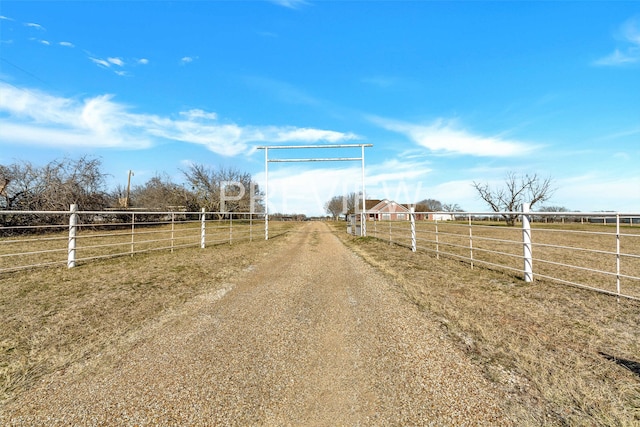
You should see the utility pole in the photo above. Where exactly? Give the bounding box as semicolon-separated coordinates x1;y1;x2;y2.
125;170;134;208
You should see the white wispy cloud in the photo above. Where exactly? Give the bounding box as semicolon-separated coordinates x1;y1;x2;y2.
0;15;14;21
25;22;45;30
0;83;359;156
594;17;640;66
39;39;51;46
370;116;537;157
268;0;308;9
89;55;130;75
180;109;218;120
108;57;124;66
0;85;151;149
137;58;149;65
268;127;358;143
181;56;197;64
555;173;640;212
594;48;639;66
59;41;74;47
89;57;111;68
367;158;431;185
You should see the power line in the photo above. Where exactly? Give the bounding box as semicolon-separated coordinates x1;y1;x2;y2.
0;57;48;85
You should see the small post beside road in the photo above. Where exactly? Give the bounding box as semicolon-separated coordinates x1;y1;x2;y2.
469;214;474;270
410;207;416;252
522;203;533;283
200;208;206;249
616;214;621;299
67;204;78;268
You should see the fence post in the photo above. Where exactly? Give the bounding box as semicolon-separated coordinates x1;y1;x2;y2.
616;214;621;298
130;212;135;256
229;215;233;244
410;207;416;252
522;203;533;282
171;212;175;253
200;208;206;249
468;214;474;270
435;218;440;260
67;204;77;268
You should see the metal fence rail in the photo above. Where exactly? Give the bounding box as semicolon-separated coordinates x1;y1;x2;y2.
366;208;640;301
0;208;273;273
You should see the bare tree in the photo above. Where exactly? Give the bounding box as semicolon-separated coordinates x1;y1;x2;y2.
442;203;462;212
417;198;443;212
0;176;8;199
0;156;109;211
182;164;262;217
324;195;344;220
129;173;195;210
324;192;360;220
344;192;360;215
0;157;110;232
472;172;554;226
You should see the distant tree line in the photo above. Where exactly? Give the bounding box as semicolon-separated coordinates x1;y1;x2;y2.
0;156;263;229
0;156;109;212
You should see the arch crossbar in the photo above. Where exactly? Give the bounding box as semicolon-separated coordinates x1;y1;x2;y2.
256;144;373;240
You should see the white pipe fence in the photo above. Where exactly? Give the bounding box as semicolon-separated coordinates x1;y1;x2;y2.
363;207;640;301
0;208;276;273
4;207;639;301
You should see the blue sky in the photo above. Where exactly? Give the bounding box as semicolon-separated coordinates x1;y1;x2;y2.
1;1;639;215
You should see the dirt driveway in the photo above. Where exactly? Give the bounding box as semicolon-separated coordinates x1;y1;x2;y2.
2;222;509;425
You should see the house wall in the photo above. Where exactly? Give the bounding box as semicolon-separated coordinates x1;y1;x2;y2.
368;200;411;221
428;213;454;221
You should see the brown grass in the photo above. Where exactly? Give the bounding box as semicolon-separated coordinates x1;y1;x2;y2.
2;220;639;425
330;222;640;426
0;219;270;272
369;220;640;299
0;221;293;406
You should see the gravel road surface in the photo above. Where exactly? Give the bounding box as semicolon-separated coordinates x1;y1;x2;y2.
2;222;510;426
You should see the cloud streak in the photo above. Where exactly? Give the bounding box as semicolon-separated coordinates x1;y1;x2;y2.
268;0;308;9
25;22;45;30
594;17;640;66
0;83;359;156
181;56;197;64
88;54;149;75
371;116;537;157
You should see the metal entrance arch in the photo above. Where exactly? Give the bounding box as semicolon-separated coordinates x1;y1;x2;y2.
256;144;373;240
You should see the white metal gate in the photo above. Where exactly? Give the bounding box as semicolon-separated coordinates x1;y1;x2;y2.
257;144;372;239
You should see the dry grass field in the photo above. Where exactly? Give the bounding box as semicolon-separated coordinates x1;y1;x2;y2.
1;220;639;425
0;221;293;406
332;222;640;425
370;220;640;299
0;219;266;272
